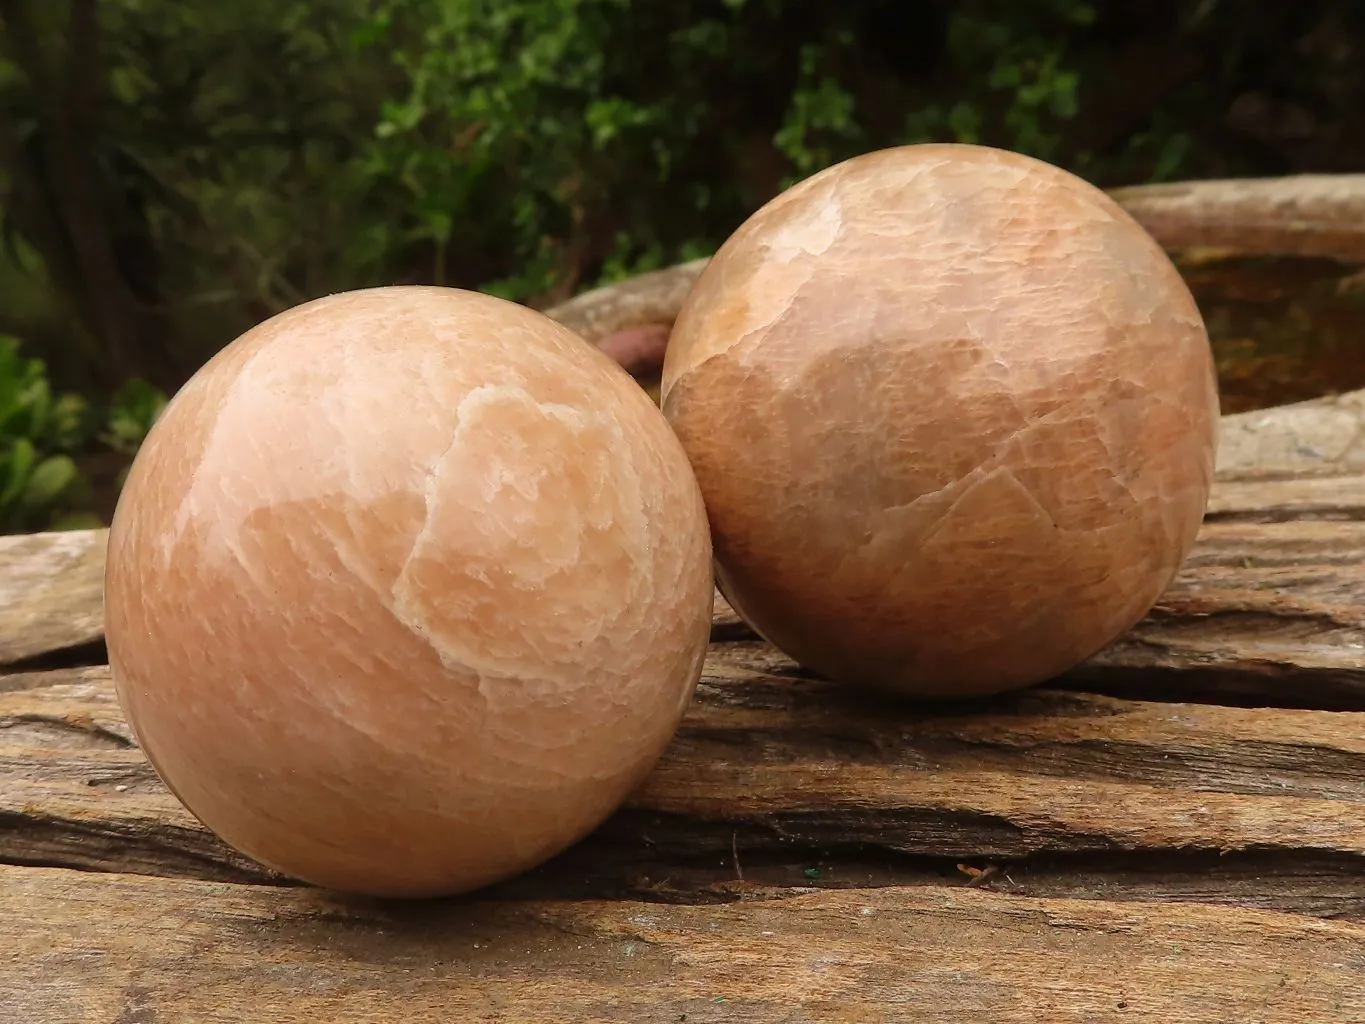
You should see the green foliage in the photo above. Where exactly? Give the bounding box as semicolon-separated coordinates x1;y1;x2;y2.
0;333;168;532
98;0;403;319
0;336;94;532
102;379;168;458
0;0;1359;503
774;38;862;183
915;0;1094;159
3;0;1339;366
351;0;1140;300
356;0;742;302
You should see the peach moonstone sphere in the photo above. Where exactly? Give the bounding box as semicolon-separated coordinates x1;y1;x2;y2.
661;143;1218;699
105;286;714;897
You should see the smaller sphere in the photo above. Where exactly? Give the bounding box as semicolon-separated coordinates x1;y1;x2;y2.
661;143;1218;699
105;286;714;897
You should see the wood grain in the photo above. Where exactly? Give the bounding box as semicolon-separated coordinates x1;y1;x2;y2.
542;257;709;343
1069;504;1365;708
1108;173;1365;265
0;529;105;665
4;863;1363;1024
1217;390;1365;480
6;659;1365;904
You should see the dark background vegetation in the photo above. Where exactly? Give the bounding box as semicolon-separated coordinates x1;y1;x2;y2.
2;0;1364;533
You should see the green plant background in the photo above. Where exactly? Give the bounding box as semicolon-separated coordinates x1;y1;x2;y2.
1;0;1363;533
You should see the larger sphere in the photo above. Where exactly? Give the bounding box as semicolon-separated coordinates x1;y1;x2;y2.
661;144;1218;698
106;286;714;897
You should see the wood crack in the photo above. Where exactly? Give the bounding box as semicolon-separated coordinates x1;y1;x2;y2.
5;667;1365;913
2;714;135;750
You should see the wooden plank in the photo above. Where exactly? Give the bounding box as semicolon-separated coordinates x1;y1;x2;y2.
0;529;105;665
543;257;709;343
3;862;1363;1023
6;660;1365;901
1206;470;1365;519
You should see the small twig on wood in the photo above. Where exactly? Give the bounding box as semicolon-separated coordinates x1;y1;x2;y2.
731;831;744;881
957;863;1001;888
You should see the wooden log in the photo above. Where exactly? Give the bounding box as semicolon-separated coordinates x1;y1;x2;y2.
540;175;1365;348
6;658;1365;906
542;258;709;344
3;862;1363;1024
0;528;105;666
1109;174;1365;266
1217;389;1365;480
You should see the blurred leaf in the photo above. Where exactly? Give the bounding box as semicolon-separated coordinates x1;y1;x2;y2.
2;437;37;507
48;510;107;531
23;454;79;506
102;377;168;456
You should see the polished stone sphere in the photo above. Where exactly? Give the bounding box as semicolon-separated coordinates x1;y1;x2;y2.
661;144;1218;698
106;285;714;897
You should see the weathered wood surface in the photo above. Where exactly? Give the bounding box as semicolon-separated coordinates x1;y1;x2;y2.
0;528;105;666
5;863;1364;1024
6;658;1365;920
1216;387;1365;479
6;367;1365;1020
1069;486;1365;708
1108;174;1365;266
